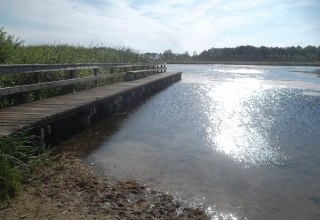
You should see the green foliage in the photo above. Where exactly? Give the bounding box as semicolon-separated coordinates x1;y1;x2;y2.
0;44;148;108
195;45;320;62
156;45;320;62
0;27;147;65
0;45;148;108
0;27;23;64
8;45;147;64
0;27;150;108
0;132;43;206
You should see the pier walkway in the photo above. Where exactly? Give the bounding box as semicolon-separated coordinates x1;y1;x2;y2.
0;63;181;145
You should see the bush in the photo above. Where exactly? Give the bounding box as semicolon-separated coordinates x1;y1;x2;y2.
0;27;23;64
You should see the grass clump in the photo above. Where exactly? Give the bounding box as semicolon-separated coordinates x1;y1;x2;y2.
0;132;45;207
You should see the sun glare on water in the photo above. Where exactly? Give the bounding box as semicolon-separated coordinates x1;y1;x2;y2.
200;74;286;167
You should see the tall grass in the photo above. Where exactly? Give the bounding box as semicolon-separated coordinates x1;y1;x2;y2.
1;27;148;65
0;45;147;108
0;132;44;207
7;44;148;64
0;27;151;108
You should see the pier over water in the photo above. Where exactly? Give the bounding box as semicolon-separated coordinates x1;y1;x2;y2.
0;63;181;146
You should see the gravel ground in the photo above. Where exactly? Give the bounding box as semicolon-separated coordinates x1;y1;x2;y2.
0;130;209;220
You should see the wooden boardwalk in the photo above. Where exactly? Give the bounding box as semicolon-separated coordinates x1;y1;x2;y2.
0;71;181;138
0;63;181;144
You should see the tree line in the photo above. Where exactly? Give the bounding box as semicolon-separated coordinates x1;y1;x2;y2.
147;45;320;62
1;27;319;64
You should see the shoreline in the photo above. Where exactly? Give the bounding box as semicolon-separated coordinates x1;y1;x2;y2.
166;61;320;66
0;131;209;220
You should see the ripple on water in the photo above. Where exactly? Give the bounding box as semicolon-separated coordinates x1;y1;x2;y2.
88;65;320;220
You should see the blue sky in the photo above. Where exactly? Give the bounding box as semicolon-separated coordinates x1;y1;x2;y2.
0;0;319;53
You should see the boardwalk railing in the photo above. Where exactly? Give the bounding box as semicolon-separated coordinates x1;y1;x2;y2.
0;63;181;144
0;63;166;107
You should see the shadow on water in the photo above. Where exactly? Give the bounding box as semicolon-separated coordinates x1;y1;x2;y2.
55;90;161;158
55;114;126;157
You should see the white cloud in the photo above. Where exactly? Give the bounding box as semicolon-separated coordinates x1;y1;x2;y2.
1;0;319;53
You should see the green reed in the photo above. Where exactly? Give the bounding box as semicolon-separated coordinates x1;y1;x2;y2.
0;132;45;207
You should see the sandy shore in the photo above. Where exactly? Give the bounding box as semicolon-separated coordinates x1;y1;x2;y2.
0;131;209;220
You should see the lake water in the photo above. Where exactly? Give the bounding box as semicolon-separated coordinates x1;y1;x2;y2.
87;64;320;220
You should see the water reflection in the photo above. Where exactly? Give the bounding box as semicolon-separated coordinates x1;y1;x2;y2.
88;64;320;220
207;206;243;220
200;78;287;167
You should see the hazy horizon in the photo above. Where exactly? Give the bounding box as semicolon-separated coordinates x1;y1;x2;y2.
1;0;319;53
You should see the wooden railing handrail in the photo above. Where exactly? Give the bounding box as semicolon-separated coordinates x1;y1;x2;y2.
0;63;165;74
127;68;166;73
0;72;125;96
0;63;167;100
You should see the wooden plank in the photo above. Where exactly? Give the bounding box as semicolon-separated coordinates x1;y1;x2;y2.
0;71;180;138
0;68;166;96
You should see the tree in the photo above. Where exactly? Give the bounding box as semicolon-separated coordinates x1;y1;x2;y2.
161;49;175;60
0;27;23;63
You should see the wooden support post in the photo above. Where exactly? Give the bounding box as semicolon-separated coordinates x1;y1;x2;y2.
38;125;52;148
130;90;136;106
78;111;91;129
114;96;123;113
33;72;41;100
123;94;131;111
93;68;99;87
39;127;45;148
137;89;143;100
69;70;75;92
110;67;114;84
101;102;114;117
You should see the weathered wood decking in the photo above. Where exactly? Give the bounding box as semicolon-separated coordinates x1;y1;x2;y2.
0;71;181;139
